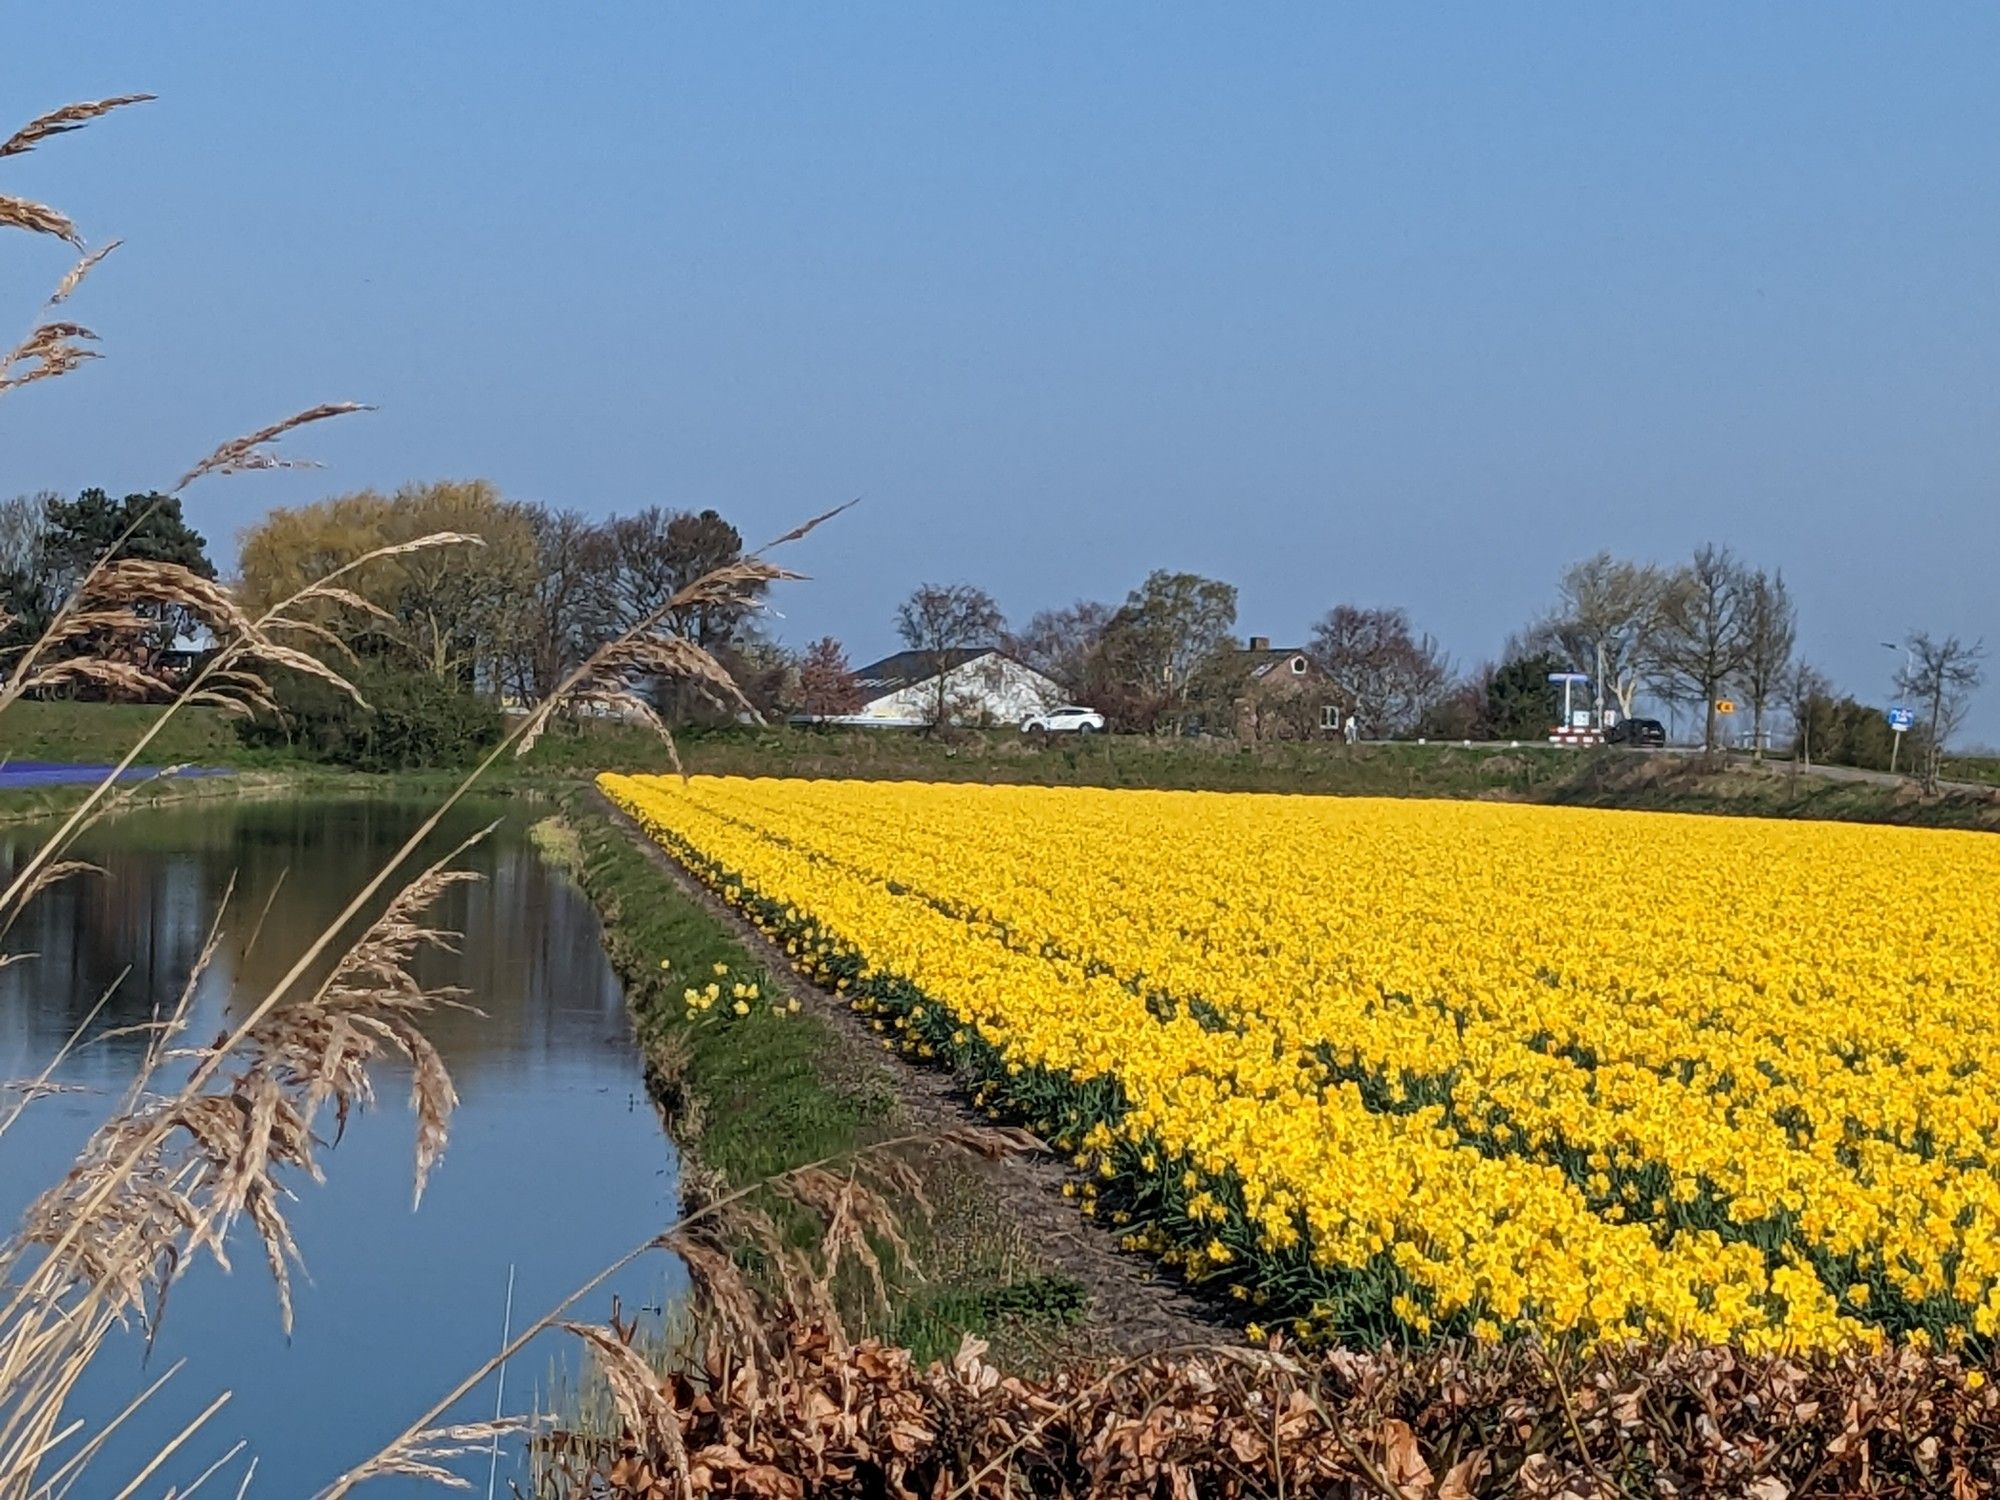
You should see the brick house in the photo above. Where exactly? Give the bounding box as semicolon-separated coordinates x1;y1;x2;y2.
1234;636;1340;741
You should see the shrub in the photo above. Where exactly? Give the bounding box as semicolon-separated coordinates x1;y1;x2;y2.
237;661;502;770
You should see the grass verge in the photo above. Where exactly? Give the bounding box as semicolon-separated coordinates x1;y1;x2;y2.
553;793;1089;1367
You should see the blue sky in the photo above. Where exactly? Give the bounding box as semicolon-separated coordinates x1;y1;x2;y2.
5;4;1996;737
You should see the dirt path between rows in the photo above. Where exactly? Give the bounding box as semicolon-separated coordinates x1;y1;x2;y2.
591;789;1224;1358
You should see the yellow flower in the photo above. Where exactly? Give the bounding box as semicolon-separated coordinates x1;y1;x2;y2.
600;769;2000;1354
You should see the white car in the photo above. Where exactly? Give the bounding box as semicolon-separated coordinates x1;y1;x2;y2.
1022;705;1106;734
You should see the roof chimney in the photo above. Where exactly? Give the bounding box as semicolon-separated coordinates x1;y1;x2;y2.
1249;635;1270;652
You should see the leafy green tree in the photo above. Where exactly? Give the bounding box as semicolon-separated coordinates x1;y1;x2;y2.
235;480;535;685
3;489;214;680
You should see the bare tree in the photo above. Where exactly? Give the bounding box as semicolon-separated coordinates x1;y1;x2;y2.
792;634;864;720
1307;604;1452;738
0;494;54;655
607;507;761;646
1535;553;1671;718
1650;544;1752;754
503;506;616;703
1733;568;1796;760
607;507;763;720
1781;660;1832;771
894;582;1004;730
1008;599;1112;701
1897;632;1986;792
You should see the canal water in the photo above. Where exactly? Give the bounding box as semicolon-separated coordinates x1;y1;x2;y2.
0;795;679;1494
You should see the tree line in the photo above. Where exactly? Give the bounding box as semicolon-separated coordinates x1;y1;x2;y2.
888;542;1985;789
3;482;1986;787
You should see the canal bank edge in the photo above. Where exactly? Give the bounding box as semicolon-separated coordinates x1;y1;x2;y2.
0;768;324;827
564;787;1221;1365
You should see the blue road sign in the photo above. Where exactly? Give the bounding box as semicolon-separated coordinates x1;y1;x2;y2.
1887;706;1916;733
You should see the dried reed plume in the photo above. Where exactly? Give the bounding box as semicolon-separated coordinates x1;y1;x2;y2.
0;96;154;159
338;1420;540;1492
0;92;146;409
0;319;98;392
173;402;378;492
48;240;120;305
322;1125;1012;1500
0;492;840;1493
0;195;80;248
0;832;486;1488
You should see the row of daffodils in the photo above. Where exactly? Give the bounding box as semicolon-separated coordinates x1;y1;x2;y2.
601;772;2000;1354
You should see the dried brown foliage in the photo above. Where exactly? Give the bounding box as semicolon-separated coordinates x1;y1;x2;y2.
537;1326;2000;1499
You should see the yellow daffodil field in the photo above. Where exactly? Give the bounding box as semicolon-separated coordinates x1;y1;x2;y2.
600;772;2000;1356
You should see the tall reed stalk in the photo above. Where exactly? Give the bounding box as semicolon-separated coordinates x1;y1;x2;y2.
0;82;845;1494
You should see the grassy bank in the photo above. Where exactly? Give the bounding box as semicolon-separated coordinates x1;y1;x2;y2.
0;700;277;767
0;767;337;826
553;793;1089;1365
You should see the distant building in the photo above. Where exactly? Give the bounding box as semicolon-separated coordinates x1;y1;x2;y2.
1234;635;1339;741
833;648;1064;728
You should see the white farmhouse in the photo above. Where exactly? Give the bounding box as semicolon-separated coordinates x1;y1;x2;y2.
836;648;1064;728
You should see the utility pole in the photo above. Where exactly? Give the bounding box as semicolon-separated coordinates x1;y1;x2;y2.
1594;639;1606;729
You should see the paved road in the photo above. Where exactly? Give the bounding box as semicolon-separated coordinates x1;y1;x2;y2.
0;760;231;789
1769;757;1999;797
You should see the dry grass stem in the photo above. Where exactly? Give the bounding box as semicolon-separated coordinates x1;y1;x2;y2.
340;1419;539;1491
560;1326;692;1498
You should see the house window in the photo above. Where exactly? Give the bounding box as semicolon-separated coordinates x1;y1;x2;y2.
1291;656;1306;674
1320;704;1339;730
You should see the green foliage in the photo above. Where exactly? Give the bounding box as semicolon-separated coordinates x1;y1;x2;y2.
1794;692;1911;772
236;661;502;771
1485;653;1562;739
2;488;214;666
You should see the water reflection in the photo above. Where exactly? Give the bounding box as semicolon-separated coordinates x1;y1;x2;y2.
0;797;678;1494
